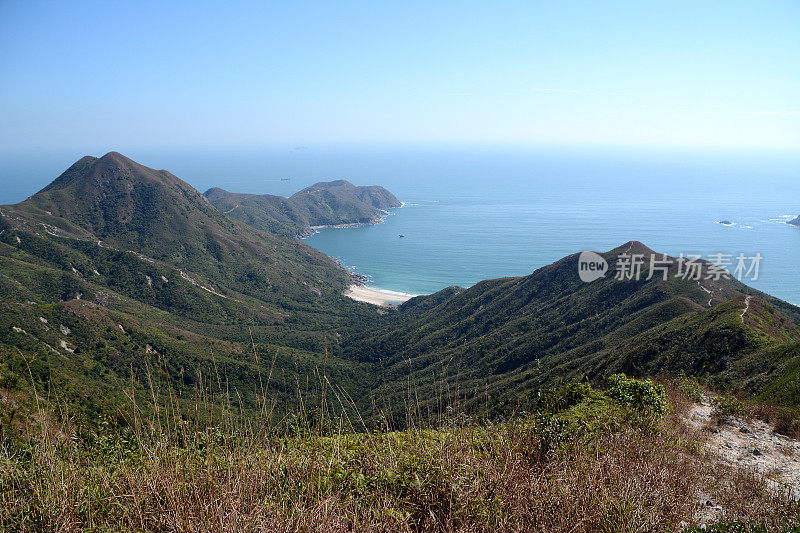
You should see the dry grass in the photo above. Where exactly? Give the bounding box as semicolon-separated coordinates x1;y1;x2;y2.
750;404;800;440
0;379;798;531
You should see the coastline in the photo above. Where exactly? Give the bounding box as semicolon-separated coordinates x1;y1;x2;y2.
299;203;403;238
344;284;415;306
309;217;383;230
299;215;385;238
302;202;415;306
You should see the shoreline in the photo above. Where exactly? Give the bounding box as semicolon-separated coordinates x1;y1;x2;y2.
308;218;382;230
299;216;385;238
300;203;403;238
344;284;416;306
301;203;414;306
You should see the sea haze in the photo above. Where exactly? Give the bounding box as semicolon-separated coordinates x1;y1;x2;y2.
2;144;799;305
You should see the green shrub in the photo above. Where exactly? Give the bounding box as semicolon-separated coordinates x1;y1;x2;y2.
710;395;746;417
606;374;667;420
558;392;626;437
543;381;591;413
676;374;704;403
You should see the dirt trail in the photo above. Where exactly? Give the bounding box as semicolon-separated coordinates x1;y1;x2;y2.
683;397;800;501
740;295;752;323
695;280;713;306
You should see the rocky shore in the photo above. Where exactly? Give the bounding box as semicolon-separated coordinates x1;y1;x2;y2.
299;215;387;238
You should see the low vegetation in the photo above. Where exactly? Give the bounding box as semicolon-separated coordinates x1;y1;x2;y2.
2;153;800;530
1;376;797;531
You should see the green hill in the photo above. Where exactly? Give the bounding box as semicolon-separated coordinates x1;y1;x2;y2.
1;153;799;434
343;241;800;421
204;179;401;236
0;152;378;424
3;152;351;304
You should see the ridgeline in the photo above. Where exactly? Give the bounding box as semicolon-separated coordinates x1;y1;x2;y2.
1;153;799;430
204;180;401;237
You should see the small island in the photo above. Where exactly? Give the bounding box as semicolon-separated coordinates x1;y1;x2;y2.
788;215;800;226
717;220;733;226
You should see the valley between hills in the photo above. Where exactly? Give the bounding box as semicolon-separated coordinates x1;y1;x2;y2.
1;152;799;529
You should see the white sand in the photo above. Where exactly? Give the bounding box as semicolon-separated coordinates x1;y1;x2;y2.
344;285;414;306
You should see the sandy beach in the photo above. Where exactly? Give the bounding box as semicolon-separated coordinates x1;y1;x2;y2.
344;285;414;306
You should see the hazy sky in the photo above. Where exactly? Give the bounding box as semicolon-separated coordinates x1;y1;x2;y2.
1;0;799;150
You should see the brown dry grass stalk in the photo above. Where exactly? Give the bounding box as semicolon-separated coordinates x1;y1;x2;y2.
1;414;797;530
1;374;798;531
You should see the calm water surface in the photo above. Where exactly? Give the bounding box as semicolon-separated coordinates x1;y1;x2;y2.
2;144;798;304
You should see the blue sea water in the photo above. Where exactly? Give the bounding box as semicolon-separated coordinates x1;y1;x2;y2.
1;144;799;305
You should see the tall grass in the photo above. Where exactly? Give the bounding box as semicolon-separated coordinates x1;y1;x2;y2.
0;367;797;531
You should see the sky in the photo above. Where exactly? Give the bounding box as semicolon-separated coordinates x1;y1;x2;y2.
1;0;799;151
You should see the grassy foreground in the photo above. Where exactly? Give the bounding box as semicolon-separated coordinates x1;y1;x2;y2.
1;376;798;531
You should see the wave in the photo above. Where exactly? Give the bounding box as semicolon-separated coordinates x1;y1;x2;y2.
364;286;419;298
766;214;796;223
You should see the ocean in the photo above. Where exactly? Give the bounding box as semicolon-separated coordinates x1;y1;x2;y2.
2;144;799;305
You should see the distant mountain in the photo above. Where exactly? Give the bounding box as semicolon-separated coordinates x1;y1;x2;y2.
344;241;800;420
204;179;401;236
788;215;800;226
0;152;374;423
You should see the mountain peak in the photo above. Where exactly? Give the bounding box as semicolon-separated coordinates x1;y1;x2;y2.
608;240;656;256
9;152;217;247
96;151;134;165
325;179;353;187
301;179;355;192
92;151;159;176
74;155;99;165
38;152;176;196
